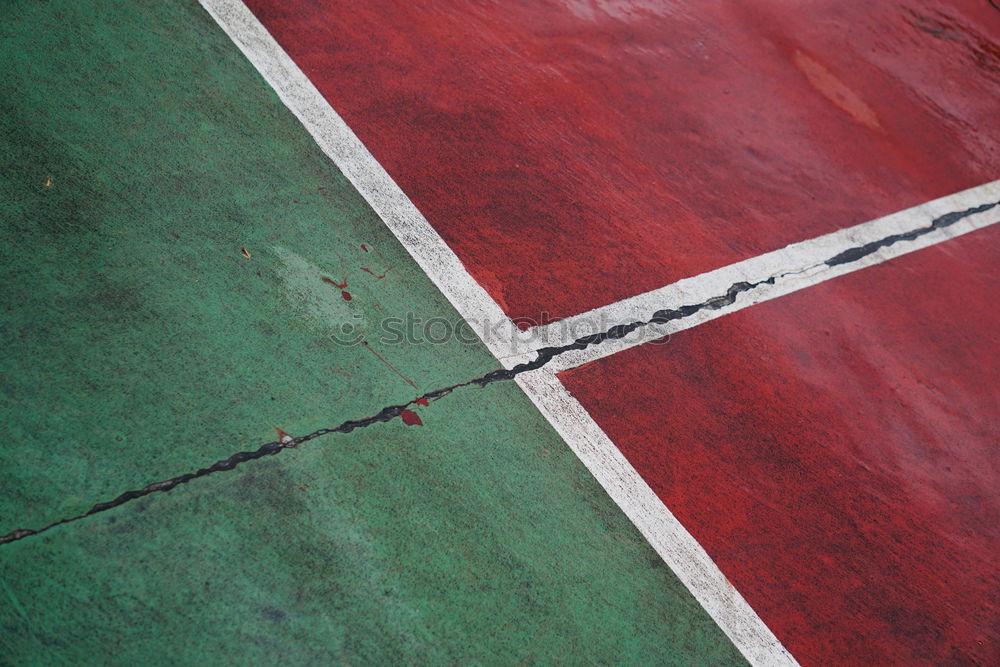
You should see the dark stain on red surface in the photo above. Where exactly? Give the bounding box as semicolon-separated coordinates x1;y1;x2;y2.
559;226;1000;664
907;7;1000;74
245;0;1000;321
400;409;423;426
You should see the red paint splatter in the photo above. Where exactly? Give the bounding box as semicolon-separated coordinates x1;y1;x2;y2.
415;397;429;406
360;244;368;252
275;427;294;445
400;409;423;426
322;276;347;288
322;276;352;300
360;266;389;279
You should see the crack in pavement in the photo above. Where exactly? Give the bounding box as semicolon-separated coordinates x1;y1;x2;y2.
2;200;996;546
824;201;997;267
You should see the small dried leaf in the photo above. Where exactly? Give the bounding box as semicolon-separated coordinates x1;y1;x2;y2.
241;247;251;259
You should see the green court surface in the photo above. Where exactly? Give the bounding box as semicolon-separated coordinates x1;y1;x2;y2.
0;1;742;662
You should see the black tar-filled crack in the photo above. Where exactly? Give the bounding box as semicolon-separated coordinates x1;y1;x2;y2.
1;199;996;546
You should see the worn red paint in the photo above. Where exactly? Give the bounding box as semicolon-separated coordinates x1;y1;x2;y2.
246;0;1000;322
560;226;1000;664
360;267;388;279
415;397;429;407
400;409;423;426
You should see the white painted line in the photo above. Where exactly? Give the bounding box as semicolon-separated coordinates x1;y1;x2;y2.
196;0;519;363
516;369;797;666
522;181;1000;372
186;1;981;662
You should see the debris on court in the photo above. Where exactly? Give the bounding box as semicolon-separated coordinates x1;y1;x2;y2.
400;409;422;426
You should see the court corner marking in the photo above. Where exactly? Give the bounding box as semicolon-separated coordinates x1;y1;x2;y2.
199;0;802;663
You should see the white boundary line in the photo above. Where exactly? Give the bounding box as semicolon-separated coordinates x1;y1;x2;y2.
515;369;795;665
196;0;994;662
195;0;518;363
523;182;1000;372
199;1;797;661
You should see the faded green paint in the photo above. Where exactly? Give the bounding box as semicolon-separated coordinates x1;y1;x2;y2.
0;0;744;663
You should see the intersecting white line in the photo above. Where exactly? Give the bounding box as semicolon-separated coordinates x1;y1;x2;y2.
519;181;1000;373
198;0;998;663
195;0;516;365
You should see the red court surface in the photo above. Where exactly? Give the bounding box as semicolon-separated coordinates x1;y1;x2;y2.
245;0;1000;321
560;225;1000;664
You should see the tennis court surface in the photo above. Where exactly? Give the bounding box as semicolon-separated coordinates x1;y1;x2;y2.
2;0;997;663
